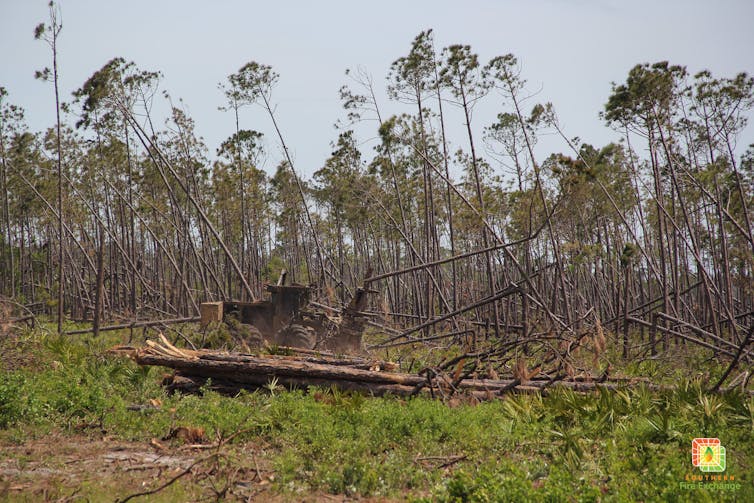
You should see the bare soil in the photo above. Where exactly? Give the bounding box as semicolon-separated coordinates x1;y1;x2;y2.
0;433;398;502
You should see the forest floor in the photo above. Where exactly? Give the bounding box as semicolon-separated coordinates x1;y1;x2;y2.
0;321;752;501
0;432;380;502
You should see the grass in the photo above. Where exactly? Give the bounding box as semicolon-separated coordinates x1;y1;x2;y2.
0;323;752;501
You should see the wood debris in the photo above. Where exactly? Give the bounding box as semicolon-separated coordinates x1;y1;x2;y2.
126;338;664;401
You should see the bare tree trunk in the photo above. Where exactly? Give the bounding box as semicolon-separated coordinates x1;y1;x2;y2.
433;60;457;310
458;82;501;338
123;109;256;303
0;121;13;297
259;92;325;286
93;223;105;337
47;10;65;334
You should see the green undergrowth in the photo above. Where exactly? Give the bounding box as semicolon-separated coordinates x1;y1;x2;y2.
1;325;752;501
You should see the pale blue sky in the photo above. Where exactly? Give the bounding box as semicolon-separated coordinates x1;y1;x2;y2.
2;0;753;178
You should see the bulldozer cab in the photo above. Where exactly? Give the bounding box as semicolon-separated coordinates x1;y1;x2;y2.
200;284;311;337
267;284;311;327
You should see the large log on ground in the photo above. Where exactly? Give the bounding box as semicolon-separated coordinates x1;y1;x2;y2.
164;372;545;398
136;349;666;398
199;351;398;371
136;351;427;387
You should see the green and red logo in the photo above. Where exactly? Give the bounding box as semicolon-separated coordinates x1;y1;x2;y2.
692;438;726;473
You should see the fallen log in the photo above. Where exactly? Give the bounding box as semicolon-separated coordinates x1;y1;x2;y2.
199;352;398;372
134;344;668;400
655;312;750;355
164;372;545;398
165;372;434;397
363;232;541;286
712;323;754;392
137;351;426;387
8;314;35;327
162;370;659;399
627;316;748;357
66;317;201;335
370;283;523;348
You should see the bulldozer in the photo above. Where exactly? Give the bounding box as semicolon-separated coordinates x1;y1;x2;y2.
199;272;370;353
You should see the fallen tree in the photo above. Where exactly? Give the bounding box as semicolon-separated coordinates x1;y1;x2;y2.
66;317;201;335
124;337;667;401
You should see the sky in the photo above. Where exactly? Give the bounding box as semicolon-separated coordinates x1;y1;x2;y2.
1;0;753;179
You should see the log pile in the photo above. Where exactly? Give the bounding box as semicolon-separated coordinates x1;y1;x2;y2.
125;336;661;400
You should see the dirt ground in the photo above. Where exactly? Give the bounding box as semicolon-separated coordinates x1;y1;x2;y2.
0;433;273;501
0;433;398;502
2;434;188;500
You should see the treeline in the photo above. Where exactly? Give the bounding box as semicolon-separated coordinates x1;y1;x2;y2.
1;22;753;357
